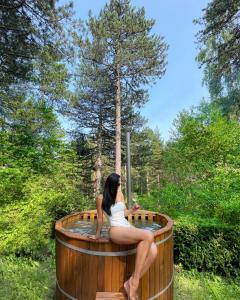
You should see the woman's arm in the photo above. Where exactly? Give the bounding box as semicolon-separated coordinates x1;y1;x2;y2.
119;190;140;217
95;194;103;239
124;206;135;217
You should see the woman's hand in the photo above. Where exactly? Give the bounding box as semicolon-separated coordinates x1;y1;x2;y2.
87;234;100;240
132;203;140;212
87;234;109;242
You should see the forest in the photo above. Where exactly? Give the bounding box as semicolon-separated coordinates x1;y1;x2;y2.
0;0;239;299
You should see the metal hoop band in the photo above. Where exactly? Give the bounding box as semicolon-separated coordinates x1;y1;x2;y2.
56;274;173;300
56;278;77;300
56;231;172;257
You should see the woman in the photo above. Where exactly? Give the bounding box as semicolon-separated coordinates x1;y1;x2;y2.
87;173;157;300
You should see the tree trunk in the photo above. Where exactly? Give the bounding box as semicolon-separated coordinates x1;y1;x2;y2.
95;154;102;196
146;168;150;195
94;110;103;196
115;63;121;176
124;164;127;195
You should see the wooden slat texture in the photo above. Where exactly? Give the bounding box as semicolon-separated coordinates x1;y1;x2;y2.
75;242;83;299
155;235;162;299
161;233;167;300
118;246;127;292
104;243;113;292
90;212;95;220
56;237;65;300
149;251;155;299
141;268;149;300
163;231;171;300
126;248;135;281
80;240;90;299
97;243;105;292
148;214;153;221
111;243;120;292
96;291;127;299
66;240;77;299
89;242;100;299
127;214;133;223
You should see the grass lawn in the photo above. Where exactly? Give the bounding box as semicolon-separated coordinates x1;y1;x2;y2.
174;266;240;300
0;255;55;300
1;254;239;300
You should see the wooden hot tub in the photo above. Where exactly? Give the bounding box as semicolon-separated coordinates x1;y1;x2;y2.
55;209;174;300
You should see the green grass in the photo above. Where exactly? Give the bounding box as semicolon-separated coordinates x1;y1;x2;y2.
1;255;239;300
174;266;240;300
0;255;55;300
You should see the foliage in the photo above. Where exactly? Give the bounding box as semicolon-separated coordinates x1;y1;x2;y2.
159;101;240;225
138;103;240;277
0;97;88;258
0;0;73;87
195;0;240;78
0;163;87;258
139;190;240;277
174;222;240;277
137;189;161;211
0;254;56;300
79;0;168;85
74;0;168;175
130;127;164;194
195;0;240;117
174;267;240;300
0;98;64;208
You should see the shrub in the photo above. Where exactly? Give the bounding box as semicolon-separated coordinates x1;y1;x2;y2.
174;223;240;277
0;173;87;259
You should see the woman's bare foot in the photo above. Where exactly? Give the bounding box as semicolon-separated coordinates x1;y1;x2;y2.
129;275;139;300
123;278;130;299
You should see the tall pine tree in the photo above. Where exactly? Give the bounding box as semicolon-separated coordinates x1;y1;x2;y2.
72;36;146;194
76;0;168;176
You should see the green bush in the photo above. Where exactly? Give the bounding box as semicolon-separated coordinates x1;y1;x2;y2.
0;167;29;205
159;102;240;226
174;223;240;277
0;173;88;259
139;189;240;277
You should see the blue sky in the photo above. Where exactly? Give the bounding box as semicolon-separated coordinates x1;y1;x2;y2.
60;0;210;142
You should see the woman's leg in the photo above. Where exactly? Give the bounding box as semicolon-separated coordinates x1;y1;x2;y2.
124;242;157;299
132;234;154;278
109;226;155;299
127;239;156;299
138;242;158;278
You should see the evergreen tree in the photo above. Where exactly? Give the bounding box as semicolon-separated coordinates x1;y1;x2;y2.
131;127;164;194
76;0;168;176
0;1;74;125
0;0;73;86
72;52;146;195
195;0;240;118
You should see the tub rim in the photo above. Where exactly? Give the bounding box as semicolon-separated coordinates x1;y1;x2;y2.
55;209;173;243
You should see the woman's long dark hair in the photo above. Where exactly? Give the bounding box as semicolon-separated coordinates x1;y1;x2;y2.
102;173;120;216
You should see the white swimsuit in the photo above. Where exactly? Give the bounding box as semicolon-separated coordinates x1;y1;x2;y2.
103;201;132;227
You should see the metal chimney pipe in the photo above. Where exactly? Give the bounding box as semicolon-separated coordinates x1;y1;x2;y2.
126;131;132;208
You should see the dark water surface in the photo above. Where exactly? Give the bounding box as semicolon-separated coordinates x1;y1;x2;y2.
63;219;162;238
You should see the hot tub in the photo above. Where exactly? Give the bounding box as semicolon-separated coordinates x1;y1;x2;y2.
55;209;173;300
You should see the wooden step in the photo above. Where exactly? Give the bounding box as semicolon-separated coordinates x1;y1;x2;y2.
96;292;127;300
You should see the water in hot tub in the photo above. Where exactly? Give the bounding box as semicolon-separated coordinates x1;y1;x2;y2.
63;218;162;238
